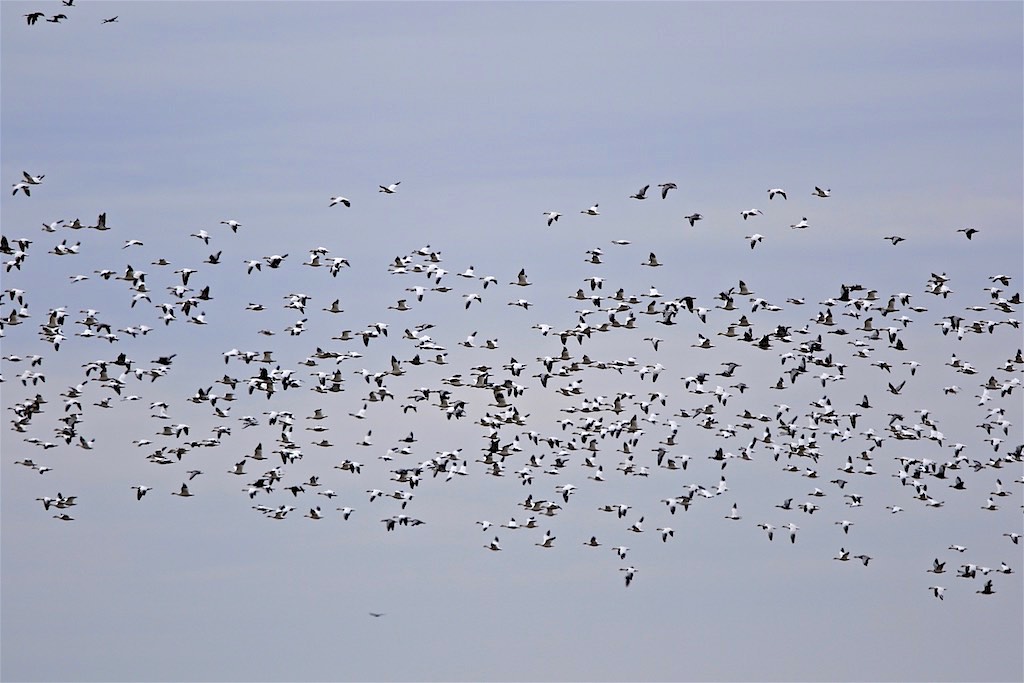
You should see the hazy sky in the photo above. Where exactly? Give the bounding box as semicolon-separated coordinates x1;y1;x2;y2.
2;2;1022;682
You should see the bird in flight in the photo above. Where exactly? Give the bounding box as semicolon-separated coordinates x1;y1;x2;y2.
630;185;650;200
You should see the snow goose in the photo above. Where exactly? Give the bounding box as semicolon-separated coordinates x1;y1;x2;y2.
812;186;831;197
329;196;351;207
379;182;401;193
620;566;637;587
511;268;531;286
543;211;561;226
171;483;194;497
535;530;556;548
768;188;786;200
580;204;600;216
642;252;662;267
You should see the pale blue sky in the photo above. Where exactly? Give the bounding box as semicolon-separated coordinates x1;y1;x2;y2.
2;2;1022;682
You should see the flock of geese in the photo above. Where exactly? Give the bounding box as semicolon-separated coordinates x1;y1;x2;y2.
22;0;118;25
3;168;1021;598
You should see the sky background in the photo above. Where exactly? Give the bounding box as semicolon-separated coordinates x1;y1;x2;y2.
2;2;1022;682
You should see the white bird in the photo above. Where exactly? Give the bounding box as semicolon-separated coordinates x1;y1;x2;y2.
790;217;810;229
535;530;556;548
543;211;561;226
485;536;502;551
379;182;401;194
220;219;242;232
581;204;600;216
740;209;762;220
725;503;741;520
812;186;831;197
329;196;351;207
745;234;764;249
620;566;637;587
768;188;787;200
